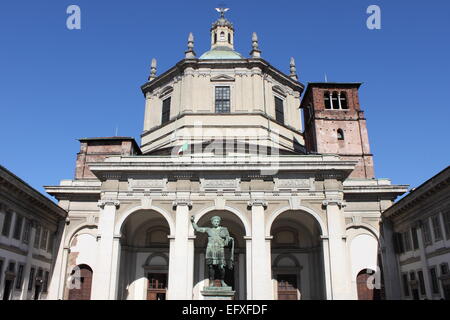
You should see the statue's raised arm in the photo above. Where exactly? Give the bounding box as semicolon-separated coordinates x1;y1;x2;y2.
191;216;208;233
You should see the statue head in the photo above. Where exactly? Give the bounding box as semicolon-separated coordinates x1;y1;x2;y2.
210;216;221;227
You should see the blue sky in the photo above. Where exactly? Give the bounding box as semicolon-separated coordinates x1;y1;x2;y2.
0;0;449;198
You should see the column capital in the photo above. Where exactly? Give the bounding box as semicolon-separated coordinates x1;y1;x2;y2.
172;199;193;209
247;199;268;209
98;199;120;209
322;200;346;209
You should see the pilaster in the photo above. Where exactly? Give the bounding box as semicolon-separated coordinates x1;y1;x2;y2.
248;198;272;300
91;199;120;300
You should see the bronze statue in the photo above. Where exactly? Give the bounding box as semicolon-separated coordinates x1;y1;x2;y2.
191;215;234;287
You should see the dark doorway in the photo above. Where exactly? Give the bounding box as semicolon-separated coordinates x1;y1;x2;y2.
277;274;298;300
68;264;93;300
34;285;41;300
443;284;450;300
412;288;420;300
147;273;167;300
3;280;12;300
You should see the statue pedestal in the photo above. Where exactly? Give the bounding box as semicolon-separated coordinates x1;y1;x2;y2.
201;286;235;300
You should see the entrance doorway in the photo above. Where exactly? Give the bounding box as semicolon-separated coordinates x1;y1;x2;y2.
2;280;12;300
147;273;167;300
68;264;93;300
34;285;41;300
277;274;298;300
357;269;381;300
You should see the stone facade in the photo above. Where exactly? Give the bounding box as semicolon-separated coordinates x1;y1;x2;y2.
0;166;67;300
381;167;450;300
44;9;408;300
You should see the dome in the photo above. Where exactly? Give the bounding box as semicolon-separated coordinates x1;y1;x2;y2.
199;46;244;60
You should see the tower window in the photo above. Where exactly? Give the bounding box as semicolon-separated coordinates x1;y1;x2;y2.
228;33;231;44
214;33;217;44
275;96;285;124
215;86;230;113
161;97;171;125
324;92;332;109
332;92;340;110
337;129;344;140
340;92;348;109
220;31;225;41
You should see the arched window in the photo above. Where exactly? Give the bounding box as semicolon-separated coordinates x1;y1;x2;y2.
220;31;225;41
214;33;217;44
324;92;332;109
228;33;231;44
332;92;340;109
340;92;348;109
337;129;344;140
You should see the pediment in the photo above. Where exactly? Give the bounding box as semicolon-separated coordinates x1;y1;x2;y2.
272;85;287;97
210;74;235;82
159;86;173;98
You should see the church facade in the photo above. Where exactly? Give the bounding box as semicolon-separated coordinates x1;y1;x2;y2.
45;10;408;300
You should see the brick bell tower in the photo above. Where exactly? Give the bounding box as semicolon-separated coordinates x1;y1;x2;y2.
300;83;375;179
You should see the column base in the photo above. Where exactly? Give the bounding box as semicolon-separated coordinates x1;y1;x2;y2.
201;286;235;300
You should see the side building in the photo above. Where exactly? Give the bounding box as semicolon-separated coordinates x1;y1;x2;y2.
0;166;67;300
381;166;450;300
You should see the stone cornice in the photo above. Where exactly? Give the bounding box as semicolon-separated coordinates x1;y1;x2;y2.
0;166;67;219
383;167;449;219
140;58;304;96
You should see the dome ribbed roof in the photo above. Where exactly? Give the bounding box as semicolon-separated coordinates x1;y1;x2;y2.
199;46;244;60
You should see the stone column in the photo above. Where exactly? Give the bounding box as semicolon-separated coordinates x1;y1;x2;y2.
248;199;273;300
323;200;351;300
167;199;193;300
108;235;122;299
91;199;120;300
321;236;333;300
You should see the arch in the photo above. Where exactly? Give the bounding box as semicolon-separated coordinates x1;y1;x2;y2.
337;129;344;140
144;226;170;246
265;206;327;238
340;92;349;109
144;252;169;267
193;205;251;237
272;226;300;247
324;91;332;109
356;268;379;300
331;91;340;109
346;223;380;243
272;253;301;268
114;205;175;237
65;224;98;247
